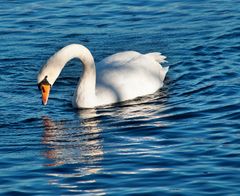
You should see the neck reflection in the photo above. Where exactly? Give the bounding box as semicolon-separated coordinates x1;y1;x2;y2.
41;90;168;194
42;108;103;171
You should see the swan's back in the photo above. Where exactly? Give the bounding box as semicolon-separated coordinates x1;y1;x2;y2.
95;51;168;106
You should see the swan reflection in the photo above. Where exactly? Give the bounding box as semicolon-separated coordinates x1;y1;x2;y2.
41;92;167;194
42;109;105;194
42;108;103;171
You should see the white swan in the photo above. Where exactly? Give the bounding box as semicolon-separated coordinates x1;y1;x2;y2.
37;44;168;108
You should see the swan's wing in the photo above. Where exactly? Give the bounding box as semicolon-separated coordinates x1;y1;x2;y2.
97;51;141;69
95;51;167;105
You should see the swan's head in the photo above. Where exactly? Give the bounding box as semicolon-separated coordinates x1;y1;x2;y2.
37;58;62;105
38;76;51;105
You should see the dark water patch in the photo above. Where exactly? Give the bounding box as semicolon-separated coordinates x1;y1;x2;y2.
219;111;240;121
216;32;240;40
202;103;239;114
181;84;215;96
161;111;205;121
223;45;240;53
0;146;28;154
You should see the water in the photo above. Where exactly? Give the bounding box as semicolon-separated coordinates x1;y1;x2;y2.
1;0;240;195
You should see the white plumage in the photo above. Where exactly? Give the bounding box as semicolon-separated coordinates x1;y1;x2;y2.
37;44;168;108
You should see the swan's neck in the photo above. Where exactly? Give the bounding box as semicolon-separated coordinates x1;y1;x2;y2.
38;44;96;108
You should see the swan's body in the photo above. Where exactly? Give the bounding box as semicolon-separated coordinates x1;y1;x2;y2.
37;44;168;108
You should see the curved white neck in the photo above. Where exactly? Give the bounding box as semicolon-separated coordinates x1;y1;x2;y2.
38;44;96;108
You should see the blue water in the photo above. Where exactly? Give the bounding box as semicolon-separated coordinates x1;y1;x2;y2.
1;0;240;195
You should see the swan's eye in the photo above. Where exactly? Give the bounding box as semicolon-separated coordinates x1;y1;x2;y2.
38;76;51;91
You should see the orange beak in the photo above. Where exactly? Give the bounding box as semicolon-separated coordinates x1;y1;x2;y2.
41;84;51;105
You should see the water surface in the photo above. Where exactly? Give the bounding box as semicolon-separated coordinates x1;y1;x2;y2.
1;0;240;195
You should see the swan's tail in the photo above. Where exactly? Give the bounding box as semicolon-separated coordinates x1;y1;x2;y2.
145;52;169;81
145;52;167;63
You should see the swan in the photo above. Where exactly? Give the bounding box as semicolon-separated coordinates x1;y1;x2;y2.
37;44;168;108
